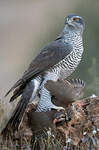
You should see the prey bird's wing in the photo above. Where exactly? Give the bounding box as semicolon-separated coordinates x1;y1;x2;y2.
5;39;73;96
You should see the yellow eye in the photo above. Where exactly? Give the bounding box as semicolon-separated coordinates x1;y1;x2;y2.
73;17;78;22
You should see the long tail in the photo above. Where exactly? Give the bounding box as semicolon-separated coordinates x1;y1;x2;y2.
1;82;35;134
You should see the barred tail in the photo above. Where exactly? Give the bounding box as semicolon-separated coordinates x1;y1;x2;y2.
1;81;35;135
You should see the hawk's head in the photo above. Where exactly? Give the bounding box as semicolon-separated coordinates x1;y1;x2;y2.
65;14;85;34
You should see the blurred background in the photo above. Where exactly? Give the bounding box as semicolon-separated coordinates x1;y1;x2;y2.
0;0;99;131
0;0;99;98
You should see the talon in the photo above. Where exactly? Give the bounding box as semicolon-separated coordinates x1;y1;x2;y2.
52;106;65;111
57;107;65;112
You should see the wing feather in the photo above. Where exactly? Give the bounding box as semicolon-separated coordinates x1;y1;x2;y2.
5;39;73;96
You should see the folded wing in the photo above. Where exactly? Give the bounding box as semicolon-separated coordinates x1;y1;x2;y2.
5;39;73;96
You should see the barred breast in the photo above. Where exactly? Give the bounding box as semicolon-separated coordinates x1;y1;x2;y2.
50;32;84;79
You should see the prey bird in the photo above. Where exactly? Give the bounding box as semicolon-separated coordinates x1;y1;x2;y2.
4;14;85;130
2;78;85;134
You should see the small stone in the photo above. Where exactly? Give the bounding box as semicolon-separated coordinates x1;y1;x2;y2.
66;138;71;143
90;94;97;98
92;129;97;135
83;132;87;135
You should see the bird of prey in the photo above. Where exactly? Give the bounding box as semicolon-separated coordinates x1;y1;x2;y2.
4;14;85;130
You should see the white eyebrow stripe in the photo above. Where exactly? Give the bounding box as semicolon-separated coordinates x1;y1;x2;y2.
76;16;82;19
